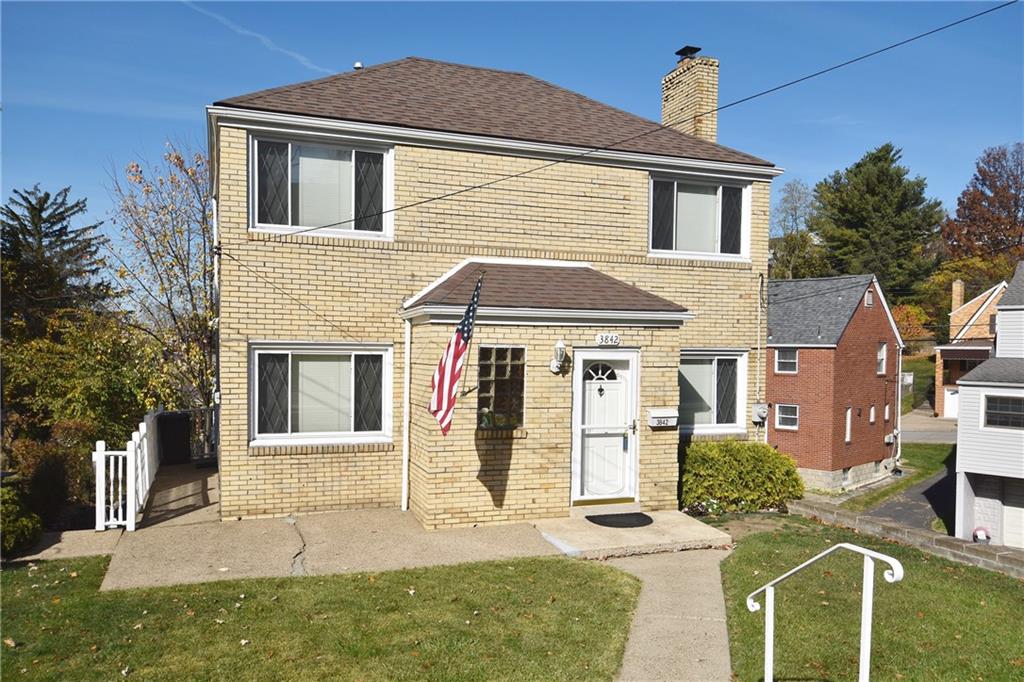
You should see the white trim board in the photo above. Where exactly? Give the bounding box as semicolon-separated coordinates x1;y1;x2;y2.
401;305;693;327
952;282;1006;341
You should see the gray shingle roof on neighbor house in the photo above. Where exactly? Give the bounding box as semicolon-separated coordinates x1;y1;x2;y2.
215;57;773;167
958;357;1024;385
767;275;875;346
997;261;1024;309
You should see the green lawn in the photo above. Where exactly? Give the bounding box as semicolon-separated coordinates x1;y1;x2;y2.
901;354;935;415
841;443;954;513
1;556;639;681
721;519;1024;681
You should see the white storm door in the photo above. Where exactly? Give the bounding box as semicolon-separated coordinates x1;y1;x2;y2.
575;356;637;501
944;387;959;418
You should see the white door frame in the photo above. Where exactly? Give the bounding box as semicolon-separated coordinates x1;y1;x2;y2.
570;348;640;504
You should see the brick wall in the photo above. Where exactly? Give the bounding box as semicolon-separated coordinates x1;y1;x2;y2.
766;347;835;470
661;57;718;143
216;124;771;523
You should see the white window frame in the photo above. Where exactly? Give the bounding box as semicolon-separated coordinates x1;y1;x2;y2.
876;342;887;376
476;344;528;430
869;404;876;424
249;134;395;240
249;341;393;447
845;407;853;443
648;176;751;262
678;350;748;435
774;348;798;374
775;404;799;431
884;403;891;422
980;393;1024;432
865;290;874;307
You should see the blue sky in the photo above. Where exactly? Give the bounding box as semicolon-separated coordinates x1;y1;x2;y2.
3;2;1021;236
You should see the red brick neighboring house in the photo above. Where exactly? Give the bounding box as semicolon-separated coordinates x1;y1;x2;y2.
767;275;905;490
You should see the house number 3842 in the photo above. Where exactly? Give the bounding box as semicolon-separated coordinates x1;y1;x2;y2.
595;333;621;347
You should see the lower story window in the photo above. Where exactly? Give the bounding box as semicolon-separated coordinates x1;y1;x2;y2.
477;346;525;429
984;395;1024;430
678;352;746;433
775;404;799;430
252;344;390;443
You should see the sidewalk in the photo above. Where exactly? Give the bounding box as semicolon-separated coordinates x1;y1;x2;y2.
612;550;733;682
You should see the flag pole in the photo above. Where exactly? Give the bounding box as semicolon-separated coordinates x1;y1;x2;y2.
460;270;484;398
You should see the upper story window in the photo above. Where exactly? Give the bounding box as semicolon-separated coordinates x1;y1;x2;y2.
864;290;874;307
876;342;887;375
650;178;748;259
984;396;1024;430
775;349;798;374
252;137;392;238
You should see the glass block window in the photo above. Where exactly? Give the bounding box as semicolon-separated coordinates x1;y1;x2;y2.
477;346;525;429
985;396;1024;430
255;138;385;233
679;353;744;429
775;349;798;373
253;346;388;439
651;179;745;255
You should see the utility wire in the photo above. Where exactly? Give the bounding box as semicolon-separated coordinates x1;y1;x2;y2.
262;0;1019;240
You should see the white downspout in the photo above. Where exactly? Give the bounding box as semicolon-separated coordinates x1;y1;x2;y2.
895;350;903;465
401;318;412;511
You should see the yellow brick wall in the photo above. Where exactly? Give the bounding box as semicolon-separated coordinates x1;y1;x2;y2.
661;57;719;143
216;123;771;523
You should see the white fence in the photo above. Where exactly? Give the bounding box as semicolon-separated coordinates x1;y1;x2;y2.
746;543;905;682
92;411;160;532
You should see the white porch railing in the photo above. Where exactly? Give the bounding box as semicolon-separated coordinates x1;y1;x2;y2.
746;543;905;682
92;411;160;532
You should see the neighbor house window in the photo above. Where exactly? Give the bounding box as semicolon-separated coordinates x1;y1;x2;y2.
775;404;799;430
869;404;876;424
651;179;746;257
775;349;798;374
876;342;887;375
984;396;1024;430
477;346;525;429
884;403;891;422
253;137;389;235
845;407;853;443
251;344;390;444
865;290;874;307
678;352;747;433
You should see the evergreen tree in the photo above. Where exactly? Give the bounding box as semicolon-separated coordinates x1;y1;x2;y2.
808;144;944;300
1;185;113;338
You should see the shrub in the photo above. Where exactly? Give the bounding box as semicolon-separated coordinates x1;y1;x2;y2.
9;420;96;526
1;486;42;556
681;440;803;514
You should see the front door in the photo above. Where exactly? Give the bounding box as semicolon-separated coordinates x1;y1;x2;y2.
944;387;959;418
572;352;638;502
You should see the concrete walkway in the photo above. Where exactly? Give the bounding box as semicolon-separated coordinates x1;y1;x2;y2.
611;550;733;682
535;511;731;559
901;406;957;444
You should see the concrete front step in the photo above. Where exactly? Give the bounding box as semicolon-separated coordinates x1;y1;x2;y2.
568;501;642;519
534;511;732;560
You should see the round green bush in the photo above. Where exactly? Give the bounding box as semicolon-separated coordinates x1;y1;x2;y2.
1;485;43;557
680;439;803;515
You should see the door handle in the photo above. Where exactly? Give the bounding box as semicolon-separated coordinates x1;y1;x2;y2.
629;419;637;434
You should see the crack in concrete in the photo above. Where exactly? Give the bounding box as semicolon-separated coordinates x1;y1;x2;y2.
285;516;307;576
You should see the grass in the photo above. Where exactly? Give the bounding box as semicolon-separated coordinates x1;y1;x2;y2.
841;443;954;513
721;518;1024;681
901;354;935;415
1;556;639;681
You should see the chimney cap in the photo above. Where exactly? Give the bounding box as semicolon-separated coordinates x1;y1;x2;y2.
675;45;702;61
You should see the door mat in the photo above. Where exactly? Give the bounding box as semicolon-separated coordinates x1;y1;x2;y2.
585;512;653;528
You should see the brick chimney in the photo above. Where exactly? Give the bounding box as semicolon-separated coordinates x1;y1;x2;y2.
661;45;719;143
951;279;965;310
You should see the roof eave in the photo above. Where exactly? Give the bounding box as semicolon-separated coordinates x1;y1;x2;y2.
400;305;693;328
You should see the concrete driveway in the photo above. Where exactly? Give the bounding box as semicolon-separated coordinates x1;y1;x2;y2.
901;406;957;444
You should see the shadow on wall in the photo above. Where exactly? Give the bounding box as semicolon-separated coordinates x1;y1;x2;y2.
676;367;706;507
474;432;513;509
922;446;958;535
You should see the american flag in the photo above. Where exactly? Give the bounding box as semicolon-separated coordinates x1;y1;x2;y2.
428;276;483;436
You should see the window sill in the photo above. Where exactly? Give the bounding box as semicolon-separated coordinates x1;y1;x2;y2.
250;225;394;242
475;428;528;440
775;425;799;432
647;251;750;264
774;370;798;375
249;434;392;448
679;425;747;436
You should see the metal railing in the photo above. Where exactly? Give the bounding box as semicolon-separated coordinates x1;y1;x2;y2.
746;543;905;682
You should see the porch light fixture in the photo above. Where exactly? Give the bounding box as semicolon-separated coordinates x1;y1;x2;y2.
550;339;567;374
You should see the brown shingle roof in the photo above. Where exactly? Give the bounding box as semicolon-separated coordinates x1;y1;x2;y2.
406;261;687;313
215;57;772;167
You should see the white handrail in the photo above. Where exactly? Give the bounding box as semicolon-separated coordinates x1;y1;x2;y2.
746;542;904;682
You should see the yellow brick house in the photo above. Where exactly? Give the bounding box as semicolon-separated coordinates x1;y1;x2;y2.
206;48;782;528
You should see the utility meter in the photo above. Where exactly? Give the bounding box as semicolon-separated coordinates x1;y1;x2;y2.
751;403;769;424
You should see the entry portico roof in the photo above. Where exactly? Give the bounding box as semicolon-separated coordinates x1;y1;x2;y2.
401;258;692;327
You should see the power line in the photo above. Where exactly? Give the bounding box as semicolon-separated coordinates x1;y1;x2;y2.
263;0;1018;240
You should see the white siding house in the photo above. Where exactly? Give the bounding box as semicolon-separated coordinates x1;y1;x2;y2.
955;261;1024;548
